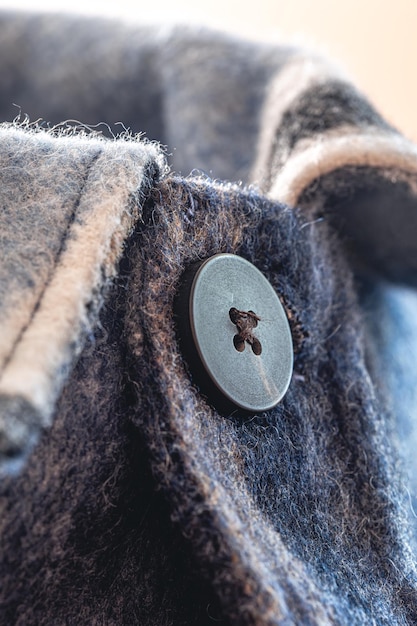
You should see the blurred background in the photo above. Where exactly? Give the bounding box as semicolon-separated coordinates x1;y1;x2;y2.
2;0;415;141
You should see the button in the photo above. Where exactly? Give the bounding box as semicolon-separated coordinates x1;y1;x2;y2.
175;253;293;413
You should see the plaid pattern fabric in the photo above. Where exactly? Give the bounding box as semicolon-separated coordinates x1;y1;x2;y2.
1;11;417;625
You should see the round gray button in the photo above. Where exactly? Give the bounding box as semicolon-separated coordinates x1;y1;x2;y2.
178;253;293;413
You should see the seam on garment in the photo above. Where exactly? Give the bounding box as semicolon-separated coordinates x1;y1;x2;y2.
0;148;103;380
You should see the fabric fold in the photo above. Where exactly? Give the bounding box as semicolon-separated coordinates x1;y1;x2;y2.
251;58;417;285
0;125;166;473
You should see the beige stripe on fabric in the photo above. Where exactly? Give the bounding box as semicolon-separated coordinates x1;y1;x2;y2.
0;133;96;373
268;128;417;206
0;128;165;460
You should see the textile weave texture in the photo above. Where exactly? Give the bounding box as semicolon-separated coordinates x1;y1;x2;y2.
1;11;417;626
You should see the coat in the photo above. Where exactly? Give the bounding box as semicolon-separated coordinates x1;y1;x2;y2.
1;10;417;626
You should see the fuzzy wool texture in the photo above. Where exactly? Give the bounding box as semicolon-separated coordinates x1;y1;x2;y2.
0;260;225;625
1;9;417;626
0;125;165;473
127;177;417;624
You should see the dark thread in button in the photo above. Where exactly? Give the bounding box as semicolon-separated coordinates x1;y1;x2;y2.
229;307;262;356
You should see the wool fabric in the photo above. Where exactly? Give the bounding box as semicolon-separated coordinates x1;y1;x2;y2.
1;10;417;626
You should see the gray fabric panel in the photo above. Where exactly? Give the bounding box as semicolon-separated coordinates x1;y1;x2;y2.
0;12;295;182
157;27;294;180
0;12;165;141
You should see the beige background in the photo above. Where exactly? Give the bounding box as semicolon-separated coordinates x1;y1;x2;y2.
3;0;416;140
